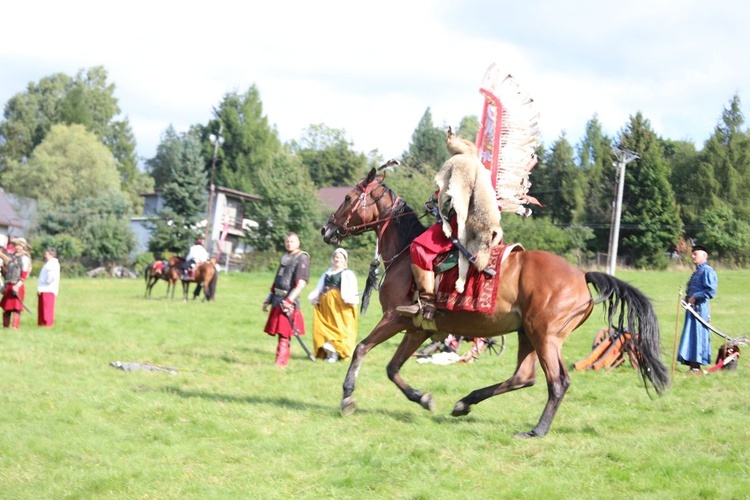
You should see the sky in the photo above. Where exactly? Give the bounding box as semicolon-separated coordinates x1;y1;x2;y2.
2;0;749;168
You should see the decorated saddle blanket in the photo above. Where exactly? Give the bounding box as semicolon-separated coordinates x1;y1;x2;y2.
153;261;165;273
435;243;523;314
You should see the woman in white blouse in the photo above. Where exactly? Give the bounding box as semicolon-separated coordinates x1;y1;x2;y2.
308;248;358;362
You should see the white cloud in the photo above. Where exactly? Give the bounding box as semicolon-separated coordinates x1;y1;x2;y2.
2;0;749;165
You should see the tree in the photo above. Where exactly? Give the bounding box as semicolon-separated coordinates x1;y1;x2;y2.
146;125;181;188
617;113;683;269
0;66;149;212
247;148;322;251
2;124;121;205
206;86;281;195
699;94;750;220
400;108;449;176
695;205;750;265
294;124;367;187
577;116;615;252
664;139;705;227
146;130;208;255
35;189;135;265
535;134;585;224
456;115;479;142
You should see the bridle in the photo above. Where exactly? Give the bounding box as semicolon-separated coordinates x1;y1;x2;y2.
328;177;404;240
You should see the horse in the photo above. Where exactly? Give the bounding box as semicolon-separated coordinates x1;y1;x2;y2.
144;260;180;299
320;165;669;438
169;256;218;302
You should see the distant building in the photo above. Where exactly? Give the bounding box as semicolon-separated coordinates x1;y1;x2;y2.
0;189;37;248
130;186;262;263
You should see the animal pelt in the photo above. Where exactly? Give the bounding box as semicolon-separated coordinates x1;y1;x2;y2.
434;128;502;293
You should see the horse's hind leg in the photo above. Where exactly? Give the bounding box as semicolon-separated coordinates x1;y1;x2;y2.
452;331;538;416
341;313;411;416
519;338;569;438
386;329;434;411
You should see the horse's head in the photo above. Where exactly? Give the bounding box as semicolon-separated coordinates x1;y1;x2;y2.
321;160;399;245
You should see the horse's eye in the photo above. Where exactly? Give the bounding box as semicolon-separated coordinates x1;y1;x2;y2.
344;195;351;203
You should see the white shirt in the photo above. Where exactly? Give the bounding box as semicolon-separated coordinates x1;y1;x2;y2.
308;268;358;306
186;244;209;263
37;257;60;295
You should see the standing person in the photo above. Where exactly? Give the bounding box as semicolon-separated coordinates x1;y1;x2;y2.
308;248;358;362
37;247;60;327
182;237;209;280
262;232;310;367
0;237;32;329
677;244;719;373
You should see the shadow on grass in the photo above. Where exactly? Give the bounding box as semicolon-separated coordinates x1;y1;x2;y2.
156;384;499;423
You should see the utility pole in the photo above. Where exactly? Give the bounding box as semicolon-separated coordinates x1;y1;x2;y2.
606;148;639;276
204;124;223;252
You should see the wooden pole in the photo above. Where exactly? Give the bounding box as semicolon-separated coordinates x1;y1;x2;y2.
671;286;683;379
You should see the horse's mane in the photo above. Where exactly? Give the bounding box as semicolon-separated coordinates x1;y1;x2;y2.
360;184;427;315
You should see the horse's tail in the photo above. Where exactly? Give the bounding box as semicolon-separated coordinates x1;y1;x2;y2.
144;262;152;282
585;272;670;395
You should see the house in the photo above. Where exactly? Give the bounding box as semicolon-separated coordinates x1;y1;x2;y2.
130;186;261;263
0;189;36;248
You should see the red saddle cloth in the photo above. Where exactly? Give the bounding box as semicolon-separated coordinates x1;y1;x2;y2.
153;261;165;272
435;243;522;314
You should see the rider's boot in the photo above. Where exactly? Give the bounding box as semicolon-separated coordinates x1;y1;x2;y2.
396;264;436;321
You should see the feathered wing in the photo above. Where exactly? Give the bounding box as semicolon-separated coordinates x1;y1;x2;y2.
476;63;541;216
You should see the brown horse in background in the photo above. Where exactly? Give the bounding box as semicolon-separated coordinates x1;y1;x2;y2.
144;260;180;299
320;166;669;438
169;256;218;302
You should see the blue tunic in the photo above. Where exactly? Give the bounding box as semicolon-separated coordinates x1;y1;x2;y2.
677;262;718;366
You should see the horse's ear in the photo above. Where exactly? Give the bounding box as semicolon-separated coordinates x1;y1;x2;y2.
377;159;399;172
365;167;377;184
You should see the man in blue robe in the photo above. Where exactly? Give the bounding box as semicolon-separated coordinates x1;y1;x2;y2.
677;244;718;372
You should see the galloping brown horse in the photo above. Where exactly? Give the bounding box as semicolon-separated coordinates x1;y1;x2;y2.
144;260;180;299
169;256;218;302
321;166;669;438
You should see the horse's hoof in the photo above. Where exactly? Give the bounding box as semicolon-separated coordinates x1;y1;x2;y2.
451;401;471;417
513;430;540;439
340;397;356;416
420;393;436;412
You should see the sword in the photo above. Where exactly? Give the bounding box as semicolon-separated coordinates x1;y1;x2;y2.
11;290;32;314
283;307;316;362
680;300;748;346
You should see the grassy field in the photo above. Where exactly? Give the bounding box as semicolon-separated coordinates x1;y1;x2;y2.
1;266;749;498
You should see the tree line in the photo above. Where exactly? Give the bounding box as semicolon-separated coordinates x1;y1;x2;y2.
1;66;748;270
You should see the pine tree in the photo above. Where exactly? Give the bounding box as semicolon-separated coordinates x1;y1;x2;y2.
617;113;683;269
577;116;615;252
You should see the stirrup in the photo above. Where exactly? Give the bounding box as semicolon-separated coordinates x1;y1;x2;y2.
396;303;420;317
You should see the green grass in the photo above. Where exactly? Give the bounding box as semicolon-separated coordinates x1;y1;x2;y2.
1;268;749;498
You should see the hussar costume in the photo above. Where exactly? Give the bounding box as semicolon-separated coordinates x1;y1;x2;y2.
0;238;32;329
264;249;310;366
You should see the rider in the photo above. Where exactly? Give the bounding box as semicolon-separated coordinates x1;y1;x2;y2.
183;237;209;280
396;131;498;324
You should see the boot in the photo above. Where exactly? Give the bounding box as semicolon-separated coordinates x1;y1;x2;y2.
396;264;436;320
275;336;291;367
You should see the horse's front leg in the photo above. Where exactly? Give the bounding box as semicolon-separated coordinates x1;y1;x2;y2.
341;312;410;416
386;329;434;411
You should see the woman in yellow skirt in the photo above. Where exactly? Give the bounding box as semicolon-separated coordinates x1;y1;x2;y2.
307;248;358;362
